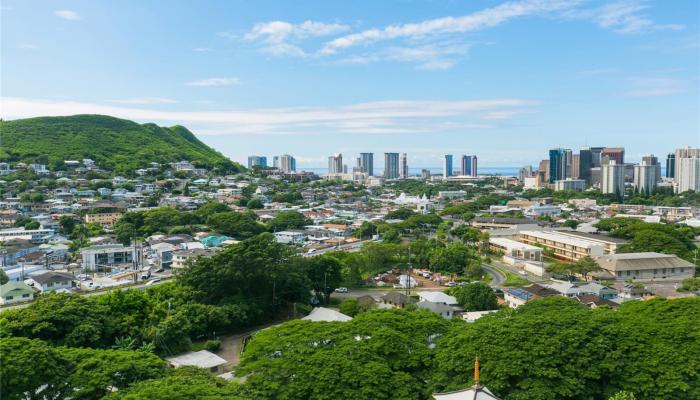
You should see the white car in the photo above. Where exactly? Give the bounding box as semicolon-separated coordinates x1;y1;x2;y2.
145;278;162;286
334;287;348;293
445;281;457;287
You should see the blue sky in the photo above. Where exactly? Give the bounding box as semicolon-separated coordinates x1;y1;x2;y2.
2;0;698;168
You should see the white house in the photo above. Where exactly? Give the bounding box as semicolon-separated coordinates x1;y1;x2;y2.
29;271;75;293
165;350;227;374
416;291;458;305
0;281;35;305
273;231;305;245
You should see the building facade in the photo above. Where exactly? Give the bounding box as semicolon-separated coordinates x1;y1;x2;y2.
399;153;408;179
442;154;453;178
384;153;399;179
359;152;374;176
247;155;267;168
601;161;625;198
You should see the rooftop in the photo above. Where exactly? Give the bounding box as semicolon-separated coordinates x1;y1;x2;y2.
165;350;227;369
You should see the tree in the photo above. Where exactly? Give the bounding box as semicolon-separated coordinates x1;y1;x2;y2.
570;256;602;279
0;337;68;400
450;283;498;311
306;255;343;304
339;299;359;317
267;211;312;232
206;211;265;239
24;220;40;230
0;269;8;285
385;208;416;220
246;198;264;209
59;215;76;235
608;391;637;400
354;221;377;239
105;367;243;400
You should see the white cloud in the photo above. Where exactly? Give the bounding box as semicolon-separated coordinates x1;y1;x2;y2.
106;97;178;104
55;10;81;20
570;1;684;34
622;77;685;97
320;0;579;55
185;78;241;87
245;20;349;44
17;43;38;49
194;47;213;52
260;43;308;57
1;97;538;136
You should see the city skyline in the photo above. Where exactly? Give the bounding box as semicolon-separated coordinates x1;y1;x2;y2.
2;0;699;166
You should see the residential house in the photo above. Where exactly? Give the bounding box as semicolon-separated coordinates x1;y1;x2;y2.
503;284;559;308
416;300;455;319
165;350;227;374
380;292;416;308
0;281;35;305
29;271;75;293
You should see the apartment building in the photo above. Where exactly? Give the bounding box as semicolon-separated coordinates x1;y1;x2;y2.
518;230;605;261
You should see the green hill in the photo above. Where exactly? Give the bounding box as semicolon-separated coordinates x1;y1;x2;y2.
0;114;242;174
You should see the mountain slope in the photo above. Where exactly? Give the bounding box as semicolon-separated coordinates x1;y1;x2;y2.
0;114;241;174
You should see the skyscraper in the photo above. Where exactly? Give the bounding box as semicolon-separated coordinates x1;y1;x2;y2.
634;160;658;195
384;153;399;179
518;165;533;181
549;149;567;183
359;153;374;176
328;153;343;174
676;155;700;193
675;147;700;180
590;147;604;168
461;155;472;176
601;147;625;165
442;154;453;178
247;155;267;169
578;147;593;183
470;156;478;177
571;153;580;179
539;159;550;182
278;154;296;173
399;153;408;179
602;161;625;198
272;156;280;169
641;154;660;183
666;153;676;178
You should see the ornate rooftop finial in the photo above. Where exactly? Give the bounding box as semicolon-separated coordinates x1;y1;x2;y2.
474;354;480;386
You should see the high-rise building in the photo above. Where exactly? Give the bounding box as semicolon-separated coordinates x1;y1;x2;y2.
641;154;660;183
399;153;408;179
461;155;470;176
548;149;569;183
518;165;533;181
538;159;550;182
442;155;453;178
278;154;296;173
564;149;573;178
590;147;604;168
666;153;675;178
247;155;267;169
602;161;625;198
675;147;700;181
328;153;343;174
578;147;593;183
272;156;280;169
601;147;625;165
676;156;700;193
384;153;399;179
421;169;431;179
470;156;478;177
634;160;658;195
359;153;374;176
571;154;580;179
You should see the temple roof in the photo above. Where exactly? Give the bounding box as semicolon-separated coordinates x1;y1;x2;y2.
432;385;502;400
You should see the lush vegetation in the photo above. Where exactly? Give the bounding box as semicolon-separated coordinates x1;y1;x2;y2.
230;297;699;400
0;115;241;175
447;282;498;311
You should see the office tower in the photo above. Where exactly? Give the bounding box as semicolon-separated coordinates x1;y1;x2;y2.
675;147;700;180
442;155;453;178
578;148;592;183
399;153;408;179
421;169;431;179
384;153;399;179
247;155;267;169
328;153;343;174
666;153;675;178
518;165;533;181
641;154;661;182
359;153;374;176
548;149;567;183
470;156;478;177
590;147;604;168
634;161;658;195
676;156;700;193
571;154;580;179
602;147;625;165
461;155;469;176
538;159;550;182
272;156;280;169
564;149;573;178
278;154;296;173
602;161;625;198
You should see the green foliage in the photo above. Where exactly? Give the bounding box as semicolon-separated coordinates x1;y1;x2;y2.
680;277;700;292
267;211;312;232
306;255;343;304
432;297;700;400
449;283;498;311
206;211;265;239
0;337;167;400
0;115;241;174
429;242;482;276
0;269;8;285
204;339;222;352
608;391;638;400
105;367;243;400
237;309;450;400
385;208;416;220
339;298;359;317
246;198;264;209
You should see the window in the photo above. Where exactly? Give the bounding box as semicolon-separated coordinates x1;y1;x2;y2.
22;294;30;298
5;296;13;300
616;271;622;277
210;366;219;373
626;270;631;276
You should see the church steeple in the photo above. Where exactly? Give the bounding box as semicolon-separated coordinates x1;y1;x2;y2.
474;354;480;386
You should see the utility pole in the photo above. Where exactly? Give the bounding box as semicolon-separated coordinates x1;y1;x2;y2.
405;246;412;296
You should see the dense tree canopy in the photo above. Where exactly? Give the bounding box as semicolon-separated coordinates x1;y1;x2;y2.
448;283;498;311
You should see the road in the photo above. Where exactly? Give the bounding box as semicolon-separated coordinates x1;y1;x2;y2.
303;240;369;257
481;264;505;287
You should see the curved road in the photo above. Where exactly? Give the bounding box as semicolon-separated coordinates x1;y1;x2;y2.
481;264;505;288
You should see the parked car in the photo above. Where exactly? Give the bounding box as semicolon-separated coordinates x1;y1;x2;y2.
334;287;348;293
145;278;161;286
445;281;457;287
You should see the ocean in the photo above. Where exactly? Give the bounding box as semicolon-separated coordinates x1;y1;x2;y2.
302;166;521;176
